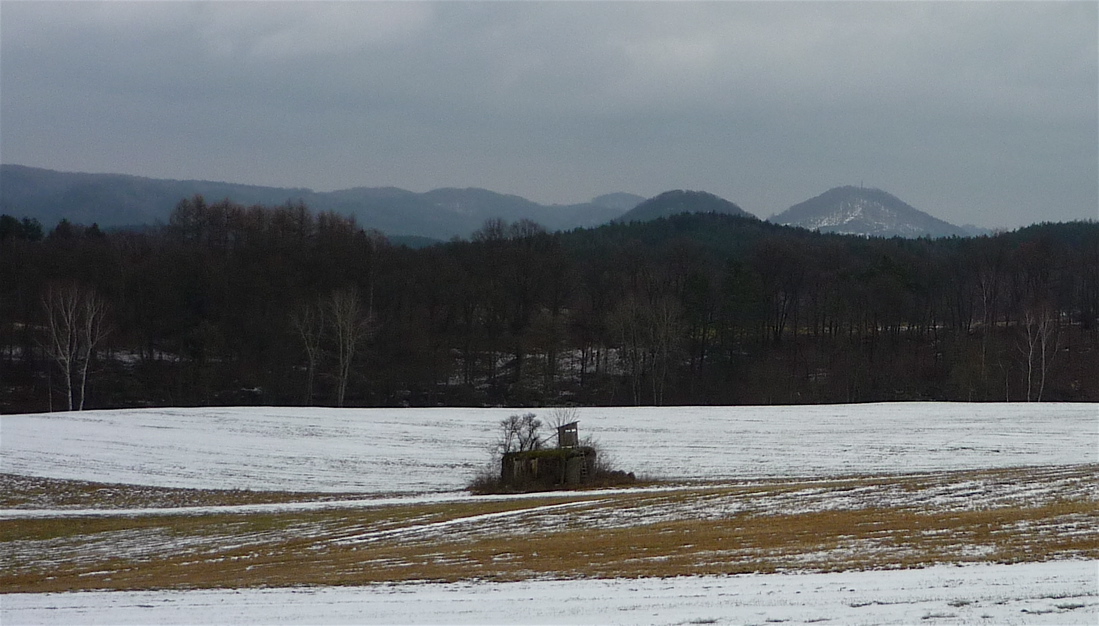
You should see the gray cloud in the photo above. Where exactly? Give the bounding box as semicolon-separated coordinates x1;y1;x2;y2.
2;1;1095;229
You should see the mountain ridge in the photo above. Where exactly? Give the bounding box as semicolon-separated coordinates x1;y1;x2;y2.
2;165;986;240
0;164;640;240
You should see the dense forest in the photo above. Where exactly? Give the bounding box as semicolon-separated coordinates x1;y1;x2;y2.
1;198;1096;413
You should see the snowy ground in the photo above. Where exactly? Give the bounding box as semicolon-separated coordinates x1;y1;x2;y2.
2;403;1095;493
4;560;1096;625
1;402;1096;624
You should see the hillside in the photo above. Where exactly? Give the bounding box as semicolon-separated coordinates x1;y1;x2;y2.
614;189;754;223
772;186;969;238
0;164;308;228
591;192;646;211
0;164;632;239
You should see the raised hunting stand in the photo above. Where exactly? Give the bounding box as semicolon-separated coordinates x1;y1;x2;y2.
500;421;596;490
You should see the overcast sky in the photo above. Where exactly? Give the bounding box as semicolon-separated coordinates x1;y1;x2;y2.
2;1;1096;229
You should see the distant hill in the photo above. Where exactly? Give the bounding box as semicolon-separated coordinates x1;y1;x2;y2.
591;192;646;211
0;165;633;239
0;164;309;229
614;190;754;223
959;223;994;237
771;186;969;238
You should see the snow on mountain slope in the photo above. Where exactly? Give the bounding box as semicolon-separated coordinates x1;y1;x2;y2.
1;403;1093;494
773;186;970;238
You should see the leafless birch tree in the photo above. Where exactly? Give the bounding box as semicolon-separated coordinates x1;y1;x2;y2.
40;283;111;410
1018;306;1059;402
327;288;373;407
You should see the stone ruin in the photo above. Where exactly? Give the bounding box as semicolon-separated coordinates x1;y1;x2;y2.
500;421;596;490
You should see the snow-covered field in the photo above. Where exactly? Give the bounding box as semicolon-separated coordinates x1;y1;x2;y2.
5;560;1096;626
3;403;1095;493
2;402;1096;625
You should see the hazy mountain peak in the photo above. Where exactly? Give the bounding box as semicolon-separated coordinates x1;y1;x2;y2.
772;186;969;238
614;190;753;223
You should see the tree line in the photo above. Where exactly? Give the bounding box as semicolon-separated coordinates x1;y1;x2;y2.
1;195;1096;412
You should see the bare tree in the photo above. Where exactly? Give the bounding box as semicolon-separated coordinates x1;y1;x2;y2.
1018;305;1059;402
500;413;543;454
327;288;373;407
609;297;648;406
290;301;325;405
646;296;683;406
364;229;388;318
550;405;580;429
609;295;682;405
40;283;111;411
472;218;508;243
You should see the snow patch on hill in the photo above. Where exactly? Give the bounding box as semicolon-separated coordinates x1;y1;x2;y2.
774;186;969;237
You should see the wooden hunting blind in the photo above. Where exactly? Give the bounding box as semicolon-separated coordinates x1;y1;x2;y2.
557;421;579;448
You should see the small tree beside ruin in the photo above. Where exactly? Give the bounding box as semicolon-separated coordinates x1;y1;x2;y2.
499;412;544;454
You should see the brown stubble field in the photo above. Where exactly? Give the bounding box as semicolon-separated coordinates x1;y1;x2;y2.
2;465;1095;594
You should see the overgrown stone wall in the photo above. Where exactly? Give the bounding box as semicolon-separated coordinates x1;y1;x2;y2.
500;447;596;491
